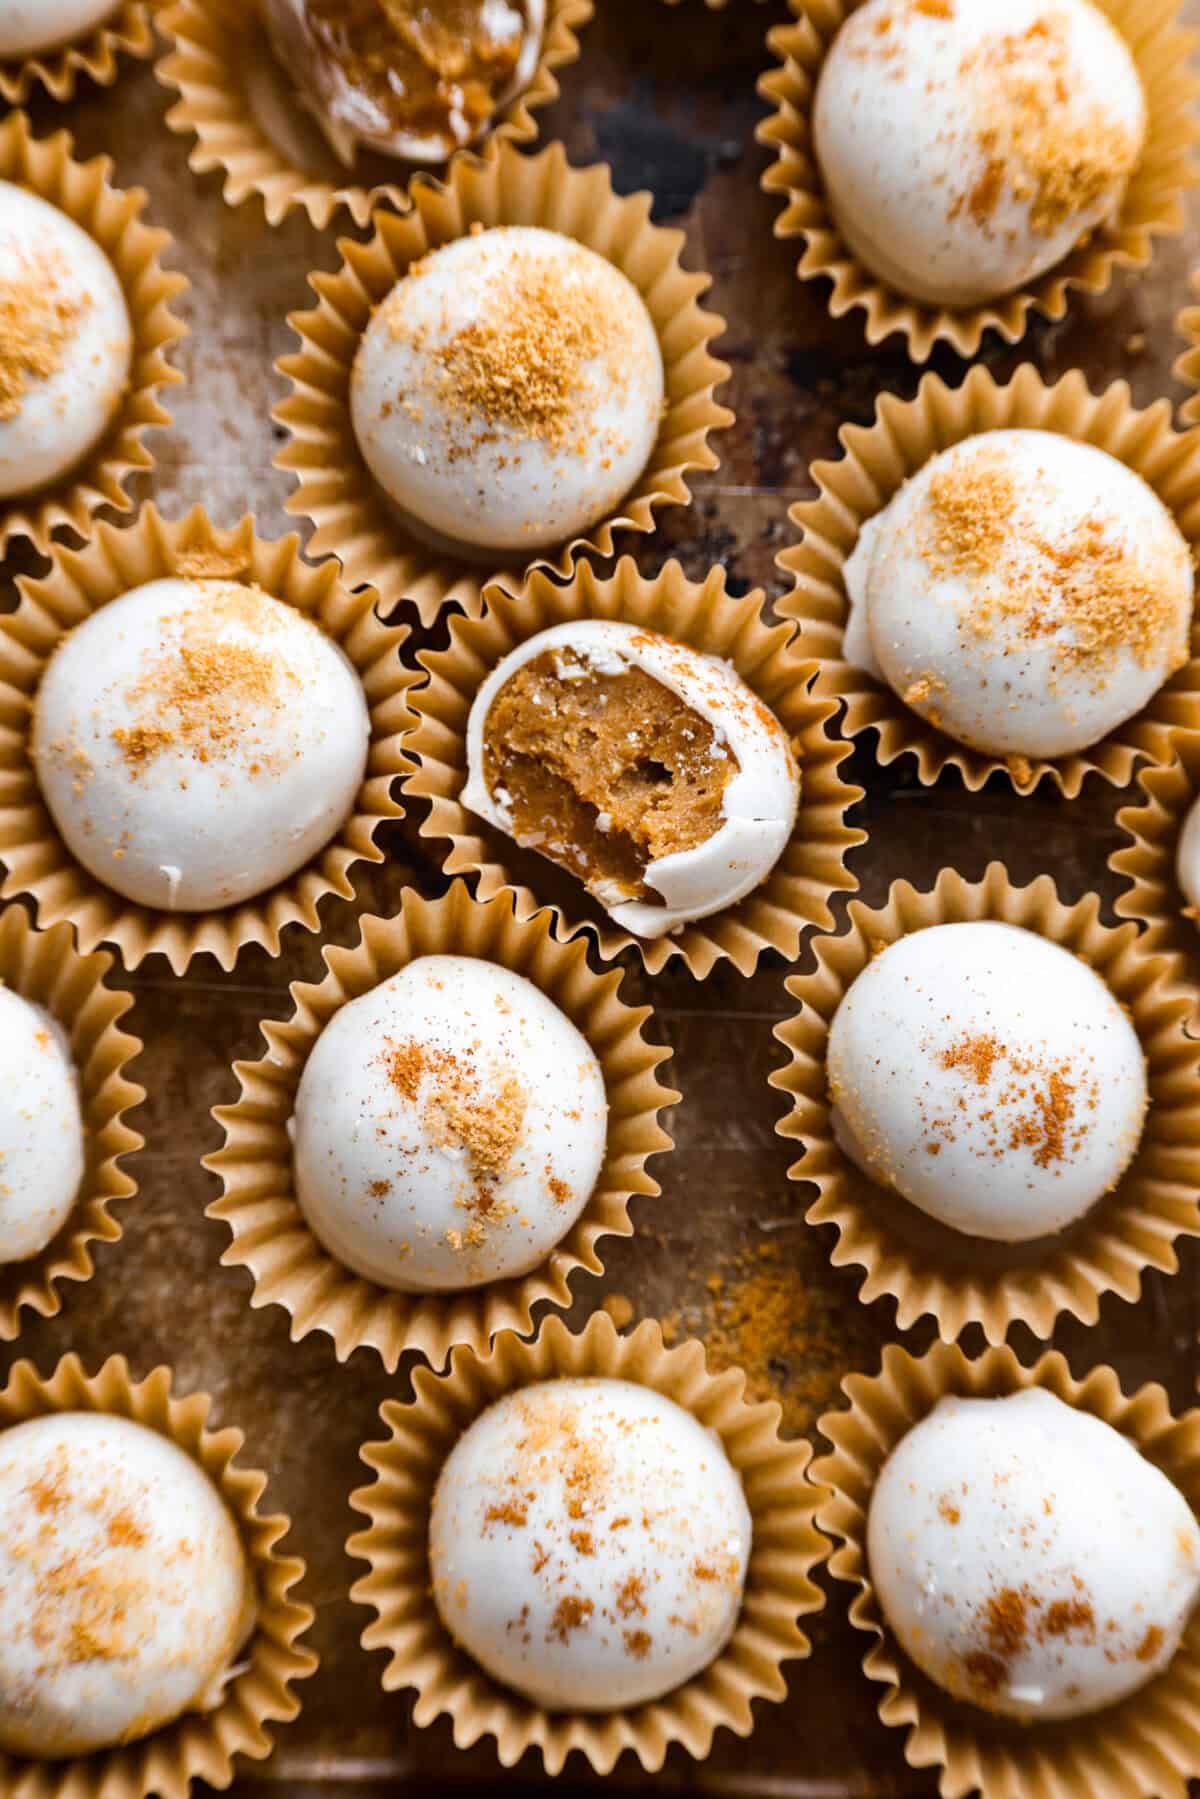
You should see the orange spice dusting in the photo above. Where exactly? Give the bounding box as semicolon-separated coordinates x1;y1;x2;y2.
1043;1597;1094;1637
959;15;1142;239
984;1587;1029;1658
381;1036;527;1230
484;1499;528;1527
569;1528;594;1556
624;1627;653;1659
1137;1624;1165;1662
659;1238;881;1439
110;584;298;777
964;1649;1007;1692
938;1495;961;1525
940;1033;1002;1087
548;1594;593;1643
0;252;84;422
615;1573;647;1619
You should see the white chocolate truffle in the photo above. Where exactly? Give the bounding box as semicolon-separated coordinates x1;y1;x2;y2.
842;430;1193;761
827;921;1147;1243
0;182;131;502
350;227;664;555
0;0;117;58
0;989;83;1264
1176;793;1200;922
868;1389;1200;1721
462;620;800;938
813;0;1146;308
293;955;608;1292
32;577;370;913
429;1378;752;1709
0;1412;254;1758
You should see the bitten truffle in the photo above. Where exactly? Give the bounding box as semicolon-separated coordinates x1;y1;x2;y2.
842;430;1193;761
31;576;370;913
0;988;83;1264
350;227;664;555
813;0;1146;308
261;0;545;165
293;955;608;1292
462;620;800;938
827;921;1148;1243
868;1390;1200;1720
429;1377;752;1708
0;1412;254;1758
0;181;131;502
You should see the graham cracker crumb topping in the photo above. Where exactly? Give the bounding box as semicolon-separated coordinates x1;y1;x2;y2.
0;250;85;423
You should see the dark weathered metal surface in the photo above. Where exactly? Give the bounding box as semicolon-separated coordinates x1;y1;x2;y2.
4;1;1200;1792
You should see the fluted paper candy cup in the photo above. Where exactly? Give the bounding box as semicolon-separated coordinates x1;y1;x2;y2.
777;362;1200;796
0;112;187;561
347;1312;826;1773
0;3;154;106
274;139;732;625
0;504;415;974
156;0;592;230
771;862;1200;1345
812;1341;1200;1799
757;0;1199;362
205;881;677;1373
0;1352;316;1799
0;904;142;1341
402;554;864;978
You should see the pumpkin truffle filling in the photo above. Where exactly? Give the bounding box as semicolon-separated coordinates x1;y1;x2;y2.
481;647;738;906
308;0;529;143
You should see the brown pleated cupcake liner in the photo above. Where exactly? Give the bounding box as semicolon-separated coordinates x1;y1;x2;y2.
0;504;415;975
777;361;1200;797
205;880;677;1374
0;904;142;1341
756;0;1200;363
0;2;154;105
1174;272;1200;425
274;139;733;626
0;1352;316;1799
402;555;865;978
812;1341;1200;1799
771;861;1200;1345
157;0;592;232
1112;742;1200;1025
0;112;188;562
346;1311;825;1774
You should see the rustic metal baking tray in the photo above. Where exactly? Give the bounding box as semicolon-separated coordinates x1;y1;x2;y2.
4;2;1200;1794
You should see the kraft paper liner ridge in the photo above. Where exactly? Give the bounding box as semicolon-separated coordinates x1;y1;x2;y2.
0;504;416;975
155;0;593;231
346;1311;826;1774
0;3;154;106
1111;743;1200;1024
205;880;678;1374
756;0;1200;363
401;554;866;980
273;138;733;626
770;861;1200;1346
0;904;143;1343
812;1340;1200;1799
776;361;1200;797
0;1352;316;1799
0;112;188;561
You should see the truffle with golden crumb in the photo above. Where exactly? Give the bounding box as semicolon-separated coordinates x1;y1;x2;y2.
842;430;1193;760
827;920;1148;1242
0;1411;253;1758
293;955;608;1292
429;1378;751;1708
869;1390;1200;1719
31;576;370;913
813;0;1146;308
350;227;664;555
